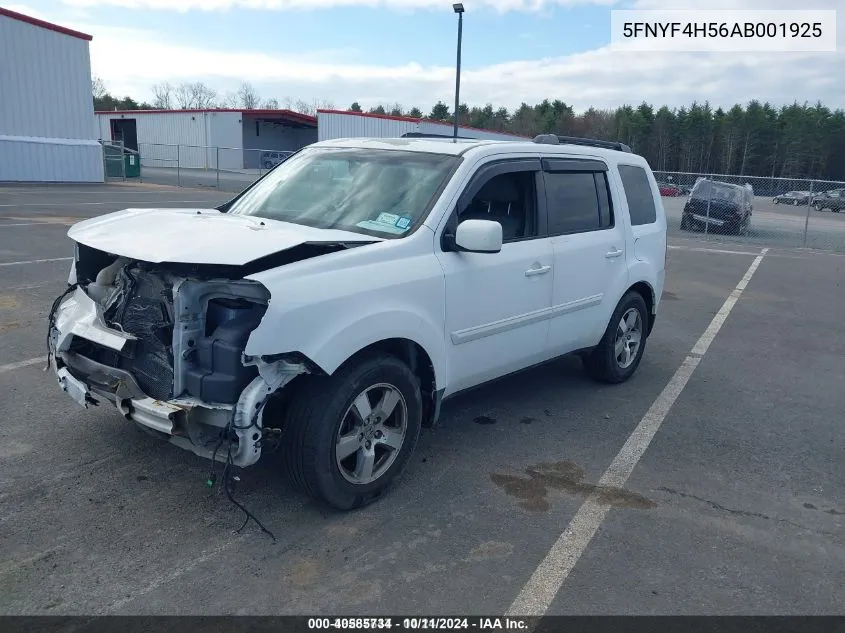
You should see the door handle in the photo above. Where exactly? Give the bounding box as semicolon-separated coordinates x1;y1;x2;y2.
525;264;551;277
605;247;624;259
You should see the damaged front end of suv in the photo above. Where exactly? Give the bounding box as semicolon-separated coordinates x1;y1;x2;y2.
47;240;309;468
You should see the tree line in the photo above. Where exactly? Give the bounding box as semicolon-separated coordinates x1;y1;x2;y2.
92;77;845;181
92;78;335;117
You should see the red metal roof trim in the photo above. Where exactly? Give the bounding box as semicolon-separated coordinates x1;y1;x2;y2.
94;108;318;126
0;7;93;41
316;108;530;139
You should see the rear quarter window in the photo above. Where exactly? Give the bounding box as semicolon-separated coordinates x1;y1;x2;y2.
617;164;657;226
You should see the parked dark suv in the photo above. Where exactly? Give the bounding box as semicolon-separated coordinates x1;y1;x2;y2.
680;178;753;235
812;189;845;213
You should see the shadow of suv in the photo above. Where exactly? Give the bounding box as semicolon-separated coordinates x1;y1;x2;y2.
680;178;752;235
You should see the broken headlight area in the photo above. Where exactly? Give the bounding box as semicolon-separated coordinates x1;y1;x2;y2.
48;244;304;469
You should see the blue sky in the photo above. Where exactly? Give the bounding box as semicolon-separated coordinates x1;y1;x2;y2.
7;0;844;114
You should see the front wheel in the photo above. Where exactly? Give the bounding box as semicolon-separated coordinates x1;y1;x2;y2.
582;291;649;384
281;353;422;510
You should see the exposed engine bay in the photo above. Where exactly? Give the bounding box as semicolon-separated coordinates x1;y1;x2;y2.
47;242;310;469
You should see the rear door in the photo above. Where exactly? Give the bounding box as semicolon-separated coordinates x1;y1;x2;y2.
543;157;630;354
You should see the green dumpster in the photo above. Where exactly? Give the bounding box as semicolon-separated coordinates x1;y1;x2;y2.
104;148;141;179
124;152;141;178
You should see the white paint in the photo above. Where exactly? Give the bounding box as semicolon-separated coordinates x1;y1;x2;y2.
668;244;760;256
51;137;668;471
0;12;102;182
505;247;768;617
0;257;73;267
0;356;47;374
66;207;383;265
690;248;768;355
101;537;244;614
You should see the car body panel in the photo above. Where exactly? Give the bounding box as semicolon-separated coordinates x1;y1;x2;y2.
48;136;668;471
243;230;448;389
67;207;382;266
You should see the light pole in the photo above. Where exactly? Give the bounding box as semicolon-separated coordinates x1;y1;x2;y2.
452;3;464;140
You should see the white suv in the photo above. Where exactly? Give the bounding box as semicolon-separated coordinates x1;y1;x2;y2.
47;135;667;510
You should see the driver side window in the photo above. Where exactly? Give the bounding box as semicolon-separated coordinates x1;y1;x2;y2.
458;170;539;242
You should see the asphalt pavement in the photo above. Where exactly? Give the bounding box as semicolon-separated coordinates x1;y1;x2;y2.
0;184;843;615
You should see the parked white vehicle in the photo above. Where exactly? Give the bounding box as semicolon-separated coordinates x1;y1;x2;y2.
47;135;667;510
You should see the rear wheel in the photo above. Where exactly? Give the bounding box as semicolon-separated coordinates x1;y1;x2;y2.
281;353;422;510
582;291;649;384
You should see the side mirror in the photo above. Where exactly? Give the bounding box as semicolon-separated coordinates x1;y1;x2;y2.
454;219;502;253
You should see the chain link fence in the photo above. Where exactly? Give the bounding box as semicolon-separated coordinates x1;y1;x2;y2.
106;143;295;193
101;148;845;254
653;171;845;253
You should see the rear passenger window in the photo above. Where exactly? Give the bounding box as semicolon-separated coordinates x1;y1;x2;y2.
544;171;613;236
618;165;657;225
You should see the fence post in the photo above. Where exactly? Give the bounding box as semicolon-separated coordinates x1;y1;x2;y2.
177;145;181;187
704;174;712;238
216;146;220;190
803;179;814;248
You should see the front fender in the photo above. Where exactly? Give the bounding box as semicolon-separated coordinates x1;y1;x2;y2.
304;310;446;388
244;306;446;390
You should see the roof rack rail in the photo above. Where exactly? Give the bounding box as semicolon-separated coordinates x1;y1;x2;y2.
400;132;475;139
533;134;632;153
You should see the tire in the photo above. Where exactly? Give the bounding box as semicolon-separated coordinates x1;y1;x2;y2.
582;291;649;384
281;352;422;511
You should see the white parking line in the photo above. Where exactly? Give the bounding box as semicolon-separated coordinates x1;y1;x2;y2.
505;247;769;617
0;257;72;267
0;356;47;374
667;244;760;256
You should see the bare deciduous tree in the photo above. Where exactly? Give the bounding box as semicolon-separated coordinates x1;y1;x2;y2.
92;76;107;99
237;82;261;109
190;82;217;108
152;82;173;109
281;96;294;110
263;97;279;109
220;92;240;108
294;100;314;116
174;82;217;108
175;83;193;109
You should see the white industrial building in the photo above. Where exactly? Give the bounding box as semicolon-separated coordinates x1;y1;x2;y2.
95;109;318;170
92;109;527;173
316;109;528;142
0;7;103;183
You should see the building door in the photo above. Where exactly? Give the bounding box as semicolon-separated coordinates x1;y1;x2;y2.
110;119;138;151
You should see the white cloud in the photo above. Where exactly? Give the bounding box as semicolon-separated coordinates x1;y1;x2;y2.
15;0;842;113
61;0;614;12
87;31;844;113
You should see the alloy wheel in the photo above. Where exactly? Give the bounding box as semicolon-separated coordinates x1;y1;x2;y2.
335;383;408;485
614;308;643;369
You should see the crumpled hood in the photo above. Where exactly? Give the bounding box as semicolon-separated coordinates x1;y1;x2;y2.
67;208;383;266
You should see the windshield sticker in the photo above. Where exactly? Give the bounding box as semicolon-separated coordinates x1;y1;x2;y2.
375;212;400;226
354;211;413;235
355;219;409;234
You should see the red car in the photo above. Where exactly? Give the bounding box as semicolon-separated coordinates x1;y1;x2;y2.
658;182;682;196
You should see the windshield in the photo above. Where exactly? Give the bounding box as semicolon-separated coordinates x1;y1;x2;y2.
691;180;742;203
227;147;459;238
